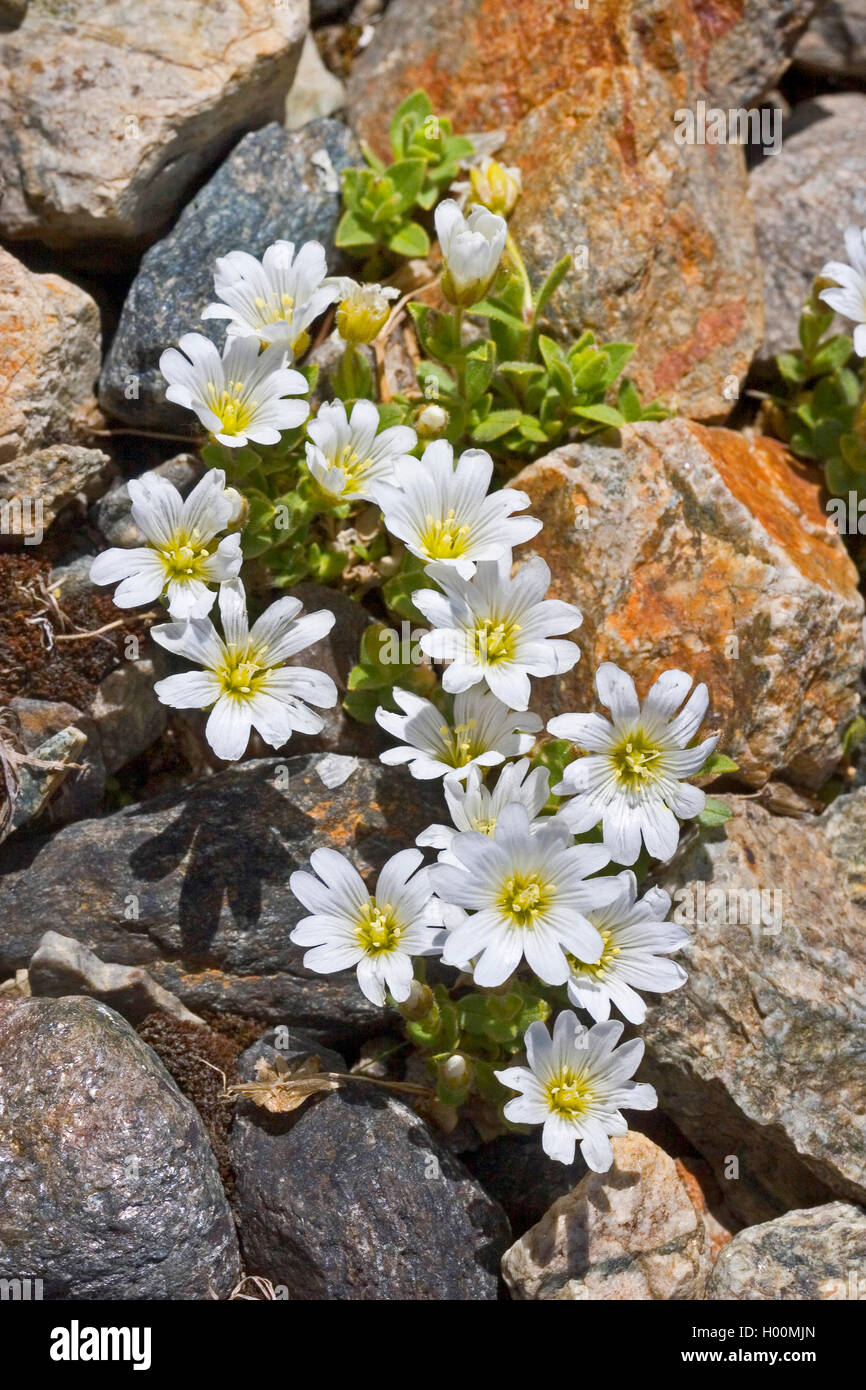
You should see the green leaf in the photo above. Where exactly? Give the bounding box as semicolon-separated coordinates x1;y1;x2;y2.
470;408;522;441
698;752;739;778
464;340;497;405
696;797;733;827
387;219;430;258
571;403;625;427
617;378;644;422
389;89;432;155
532;255;571;318
387;158;427;210
842;716;866;755
811;335;854;375
776;351;808;386
335;208;377;250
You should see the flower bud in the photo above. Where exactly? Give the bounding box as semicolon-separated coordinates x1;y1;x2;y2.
469;159;522;217
440;1053;471;1088
223;486;248;532
396;979;435;1022
435;198;506;308
415;402;449;438
332;278;399;344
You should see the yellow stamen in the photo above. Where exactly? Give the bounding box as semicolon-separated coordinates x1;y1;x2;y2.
356;900;402;955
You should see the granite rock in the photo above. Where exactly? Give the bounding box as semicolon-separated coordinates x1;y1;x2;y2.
708;1202;866;1300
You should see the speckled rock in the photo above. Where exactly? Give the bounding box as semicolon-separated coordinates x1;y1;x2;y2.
502;1132;710;1300
0;444;111;537
28;931;204;1026
0;0;308;251
751;94;866;363
87;655;168;775
511;419;864;788
708;1203;866;1300
11;697;105;823
348;0;822;418
99;119;360;431
229;1038;510;1299
0;246;101;463
643;788;866;1226
0;755;445;1039
0;995;239;1299
794;1;866;79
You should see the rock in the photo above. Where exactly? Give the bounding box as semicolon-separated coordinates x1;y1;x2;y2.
311;0;350;20
0;246;101;463
794;1;866;79
511;419;864;788
501;1132;711;1300
0;2;26;30
674;1157;737;1261
708;1202;866;1300
3;725;87;839
0;995;240;1299
28;931;204;1026
94;454;202;548
286;32;346;129
99;119;361;431
0;755;446;1038
348;1;821;419
465;1134;586;1238
48;553;103;603
642;788;866;1226
0;0;308;252
229;1038;510;1298
0;445;111;539
10;696;105;823
751;94;866;364
87;655;168;775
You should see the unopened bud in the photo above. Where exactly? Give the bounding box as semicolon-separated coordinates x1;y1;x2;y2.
415;403;449;438
224;486;248;531
396;979;434;1021
440;1053;471;1088
469;158;522;217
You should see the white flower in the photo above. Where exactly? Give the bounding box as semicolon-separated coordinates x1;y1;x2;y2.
415;555;582;711
327;276;399;344
417;757;556;854
495;1011;657;1168
435;198;506;306
90;469;242;618
820;227;866;356
376;686;541;781
564;871;689;1024
150;578;338;761
373;440;540;580
548;663;718;866
289;847;441;1006
305;399;417;503
159;333;309;448
202;240;337;350
429;803;619;987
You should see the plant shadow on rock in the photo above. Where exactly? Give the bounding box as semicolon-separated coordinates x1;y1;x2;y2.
126;764;312;956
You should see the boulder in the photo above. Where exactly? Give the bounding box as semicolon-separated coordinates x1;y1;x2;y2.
0;0;308;251
0;995;239;1299
28;931;204;1026
511;419;864;788
794;1;866;79
708;1202;866;1300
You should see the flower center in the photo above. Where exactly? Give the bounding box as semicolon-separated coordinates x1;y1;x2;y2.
254;290;295;326
160;530;211;582
206;379;256;435
474;617;519;664
610;728;664;791
499;871;551;927
439;718;479;768
567;928;619;980
356;900;402;955
546;1069;592;1117
218;651;264;699
422;509;471;559
334;444;374;493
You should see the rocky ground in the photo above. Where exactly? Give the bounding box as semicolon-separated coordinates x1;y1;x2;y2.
1;0;865;1301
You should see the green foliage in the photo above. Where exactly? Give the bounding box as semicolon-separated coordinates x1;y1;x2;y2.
343;619;437;724
336;90;474;263
769;279;866;498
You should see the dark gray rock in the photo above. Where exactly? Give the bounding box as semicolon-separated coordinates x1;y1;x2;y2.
229;1038;510;1299
10;697;105;824
794;1;866;80
99;119;360;431
0;995;239;1299
708;1202;866;1300
0;755;445;1042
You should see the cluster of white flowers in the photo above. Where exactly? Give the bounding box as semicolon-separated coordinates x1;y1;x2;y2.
88;202;721;1169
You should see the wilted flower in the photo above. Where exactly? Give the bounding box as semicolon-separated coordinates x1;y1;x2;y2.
564;871;689;1024
495;1011;657;1168
434;198;506;307
202;240;337;351
290;847;441;1006
373;440;540;579
328;276;400;344
305;399;417;503
160;333;309;448
414;555;582;711
376;686;541;781
90;469;242;619
549;663;718;865
151;578;337;761
468;158;522;217
819;226;866;356
430;803;618;987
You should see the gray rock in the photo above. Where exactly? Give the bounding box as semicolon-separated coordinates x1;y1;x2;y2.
28;931;204;1026
0;445;111;538
3;726;87;839
10;697;105;823
465;1134;586;1239
0;0;308;251
0;995;240;1299
48;554;102;603
643;788;866;1226
0;755;446;1040
229;1038;510;1298
99;119;361;431
94;454;202;548
87;655;168;775
751;94;866;364
794;0;866;79
708;1202;866;1300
